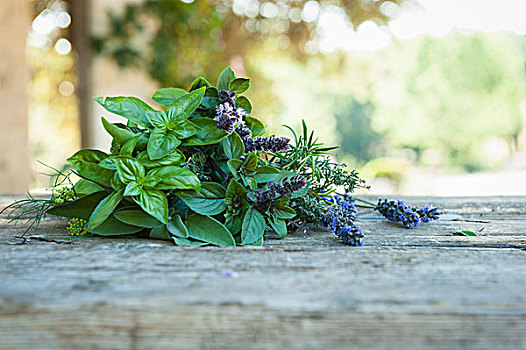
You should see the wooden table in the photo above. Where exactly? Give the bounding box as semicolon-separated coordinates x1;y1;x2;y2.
1;195;525;349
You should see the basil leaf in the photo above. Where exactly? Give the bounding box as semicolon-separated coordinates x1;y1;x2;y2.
190;77;211;91
186;213;235;246
253;166;280;183
93;96;154;128
274;205;296;219
136;150;185;168
88;215;142;236
227;159;243;178
101;117;136;144
236;96;252;114
225;179;247;207
146;110;171;129
229;78;250;94
172;237;207;246
181;117;229;146
115;157;145;183
124;181;142;196
177;182;226;215
217;66;236;91
244;116;265;136
134;189;169;224
149;225;170;240
73;179;104;196
221;132;245;159
224;211;244;235
67;149;114;184
114;208;162;228
119;134;141;156
147;128;181;160
170;120;201;139
148;166;200;190
242;152;258;173
269;216;287;238
241;208;266;245
168;87;206;119
86;189;124;230
47;191;106;220
166;215;188;238
152;87;187;107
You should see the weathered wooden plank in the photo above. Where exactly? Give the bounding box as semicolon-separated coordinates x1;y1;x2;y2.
0;195;525;349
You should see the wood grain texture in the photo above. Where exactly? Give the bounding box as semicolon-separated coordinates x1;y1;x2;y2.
0;195;525;349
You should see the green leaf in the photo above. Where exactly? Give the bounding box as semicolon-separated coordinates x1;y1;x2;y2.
221;132;245;159
269;216;287;238
111;172;125;190
172;237;208;246
166;215;188;238
217;67;236;91
73;179;104;196
93;96;154;128
114;208;162;228
67;149;114;184
101;117;136;144
152;87;187;107
242;152;258;173
134;189;169;224
456;230;478;236
47;191;107;220
115;157;145;183
120;134;141;156
224;212;244;235
190;77;211;91
274;205;296;219
88;215;143;236
169;87;206;118
236;96;252;114
147;166;200;190
242;236;263;246
186;213;235;246
149;225;170;240
253;166;280;183
170;120;201;139
241;208;266;244
136;150;185;168
177;182;226;216
225;179;247;206
229;78;250;94
146;110;171;129
86;189;124;230
245;116;265;136
123;181;142;196
147;128;181;160
181;118;229;146
227;159;243;178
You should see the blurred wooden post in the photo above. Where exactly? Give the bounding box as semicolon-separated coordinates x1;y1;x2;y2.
0;0;30;193
70;0;94;149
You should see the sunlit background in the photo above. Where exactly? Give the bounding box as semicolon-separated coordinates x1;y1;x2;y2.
26;0;526;196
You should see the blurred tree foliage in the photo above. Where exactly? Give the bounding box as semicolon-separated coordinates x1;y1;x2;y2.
92;0;407;86
370;33;526;171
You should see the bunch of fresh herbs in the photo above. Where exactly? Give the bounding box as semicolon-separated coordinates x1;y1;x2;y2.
2;67;440;246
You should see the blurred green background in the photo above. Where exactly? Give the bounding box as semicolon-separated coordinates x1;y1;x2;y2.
27;0;526;195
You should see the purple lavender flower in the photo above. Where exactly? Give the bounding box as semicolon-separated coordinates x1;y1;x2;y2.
321;196;363;246
413;205;442;222
375;199;421;229
243;135;291;153
214;90;246;133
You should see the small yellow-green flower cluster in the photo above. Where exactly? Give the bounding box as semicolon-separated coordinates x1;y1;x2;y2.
66;217;88;236
51;187;75;205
